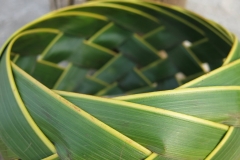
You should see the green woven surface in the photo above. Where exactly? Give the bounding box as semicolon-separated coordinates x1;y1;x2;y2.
1;0;240;159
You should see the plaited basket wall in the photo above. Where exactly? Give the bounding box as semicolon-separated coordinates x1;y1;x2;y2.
1;0;240;160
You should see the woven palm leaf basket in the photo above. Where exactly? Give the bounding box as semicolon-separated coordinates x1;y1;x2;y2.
1;0;240;159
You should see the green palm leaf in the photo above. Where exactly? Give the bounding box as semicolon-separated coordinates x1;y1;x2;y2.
1;0;240;159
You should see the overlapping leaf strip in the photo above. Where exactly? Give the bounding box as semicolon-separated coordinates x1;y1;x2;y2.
0;0;240;159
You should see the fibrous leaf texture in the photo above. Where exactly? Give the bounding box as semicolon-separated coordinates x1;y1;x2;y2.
1;0;240;160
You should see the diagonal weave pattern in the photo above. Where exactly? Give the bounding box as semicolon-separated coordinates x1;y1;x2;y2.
1;0;240;160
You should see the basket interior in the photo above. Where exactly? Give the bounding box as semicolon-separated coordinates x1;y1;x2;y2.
10;1;232;96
